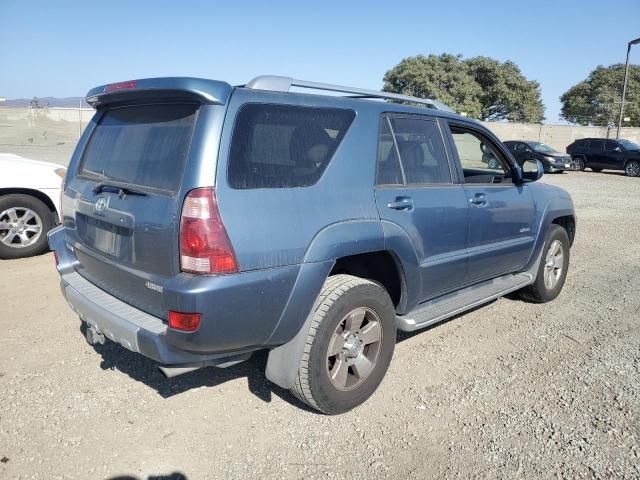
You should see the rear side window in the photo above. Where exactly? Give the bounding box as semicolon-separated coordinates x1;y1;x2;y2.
575;139;587;147
390;117;451;185
80;103;198;193
589;140;603;150
376;116;451;186
228;104;355;189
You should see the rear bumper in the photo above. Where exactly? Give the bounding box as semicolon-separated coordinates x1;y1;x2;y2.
60;270;254;366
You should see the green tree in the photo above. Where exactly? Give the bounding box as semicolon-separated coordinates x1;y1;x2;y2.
383;54;544;122
560;64;640;127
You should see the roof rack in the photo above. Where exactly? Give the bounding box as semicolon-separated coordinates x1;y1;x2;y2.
244;75;453;112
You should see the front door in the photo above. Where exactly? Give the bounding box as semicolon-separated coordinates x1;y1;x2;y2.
603;140;625;170
446;123;536;284
374;115;469;302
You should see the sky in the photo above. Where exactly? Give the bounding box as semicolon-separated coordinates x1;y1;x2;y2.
1;0;639;123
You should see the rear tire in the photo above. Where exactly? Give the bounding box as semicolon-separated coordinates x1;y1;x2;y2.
625;160;640;177
573;157;585;171
519;224;570;303
0;194;53;259
290;274;396;414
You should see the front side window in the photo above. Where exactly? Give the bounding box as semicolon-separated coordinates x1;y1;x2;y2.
605;140;619;151
449;125;511;184
228;104;355;189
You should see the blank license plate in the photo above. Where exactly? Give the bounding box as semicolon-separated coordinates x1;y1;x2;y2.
94;227;121;256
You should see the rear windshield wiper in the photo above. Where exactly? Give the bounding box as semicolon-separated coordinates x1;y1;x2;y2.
92;181;148;197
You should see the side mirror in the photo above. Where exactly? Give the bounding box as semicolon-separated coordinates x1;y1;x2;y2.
521;158;544;182
614;146;622;152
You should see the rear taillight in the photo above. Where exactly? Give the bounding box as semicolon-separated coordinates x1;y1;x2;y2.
53;251;59;267
54;168;66;222
168;311;201;332
179;188;238;274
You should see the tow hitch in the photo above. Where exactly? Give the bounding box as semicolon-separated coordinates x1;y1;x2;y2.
85;324;105;346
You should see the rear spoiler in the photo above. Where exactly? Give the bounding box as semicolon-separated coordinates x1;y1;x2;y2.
85;77;233;108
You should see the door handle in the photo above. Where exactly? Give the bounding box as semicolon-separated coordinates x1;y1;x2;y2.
387;196;414;211
469;193;488;207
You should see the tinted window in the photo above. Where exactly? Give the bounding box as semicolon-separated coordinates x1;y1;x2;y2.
513;143;527;153
575;139;587;147
389;117;451;184
589;140;603;150
228;104;355;189
450;126;510;183
376;119;403;185
605;140;619;151
80;104;198;193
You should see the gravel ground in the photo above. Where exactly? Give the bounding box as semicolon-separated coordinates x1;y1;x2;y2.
1;171;639;479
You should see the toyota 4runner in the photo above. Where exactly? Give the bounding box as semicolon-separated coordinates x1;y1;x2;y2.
49;76;576;414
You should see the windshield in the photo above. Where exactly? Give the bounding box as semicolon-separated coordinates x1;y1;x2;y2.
618;139;640;150
527;142;557;154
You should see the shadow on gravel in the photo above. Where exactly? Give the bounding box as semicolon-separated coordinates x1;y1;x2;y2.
79;323;317;413
107;473;187;480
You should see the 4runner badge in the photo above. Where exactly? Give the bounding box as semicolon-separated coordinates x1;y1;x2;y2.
145;281;163;293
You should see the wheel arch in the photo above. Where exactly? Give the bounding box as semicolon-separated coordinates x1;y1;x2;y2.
0;188;58;222
265;218;417;390
551;214;576;246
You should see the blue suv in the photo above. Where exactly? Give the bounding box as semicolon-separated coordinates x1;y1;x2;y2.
49;76;576;414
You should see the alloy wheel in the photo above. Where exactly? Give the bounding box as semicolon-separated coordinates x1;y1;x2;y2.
0;207;43;248
543;239;564;289
325;307;383;391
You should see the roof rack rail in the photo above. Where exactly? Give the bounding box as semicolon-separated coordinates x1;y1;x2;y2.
244;75;453;112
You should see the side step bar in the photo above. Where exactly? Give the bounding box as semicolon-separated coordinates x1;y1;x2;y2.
396;273;533;332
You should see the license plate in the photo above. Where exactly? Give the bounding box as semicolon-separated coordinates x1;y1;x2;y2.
565;164;570;168
94;227;121;256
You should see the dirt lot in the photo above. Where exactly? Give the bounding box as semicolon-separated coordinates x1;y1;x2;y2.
1;171;639;479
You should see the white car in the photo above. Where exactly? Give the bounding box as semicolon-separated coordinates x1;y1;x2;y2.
0;153;65;259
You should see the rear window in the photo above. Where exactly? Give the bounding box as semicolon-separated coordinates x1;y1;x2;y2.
79;103;198;193
228;104;355;189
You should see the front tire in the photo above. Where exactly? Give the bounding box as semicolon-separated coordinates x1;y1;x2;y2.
290;275;396;414
0;194;53;259
519;224;570;303
625;160;640;177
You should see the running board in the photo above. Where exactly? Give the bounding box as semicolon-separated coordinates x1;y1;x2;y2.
396;273;533;332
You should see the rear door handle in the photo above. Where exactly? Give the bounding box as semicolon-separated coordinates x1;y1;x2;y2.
387;196;414;211
469;193;488;206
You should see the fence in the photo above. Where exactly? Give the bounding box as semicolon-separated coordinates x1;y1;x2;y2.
1;106;640;166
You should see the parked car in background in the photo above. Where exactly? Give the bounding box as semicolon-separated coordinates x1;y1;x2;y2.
49;76;575;414
504;140;573;173
566;138;640;177
0;153;65;259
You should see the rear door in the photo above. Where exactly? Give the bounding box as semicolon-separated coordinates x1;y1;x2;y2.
374;114;469;301
445;122;535;283
587;139;605;168
64;102;200;318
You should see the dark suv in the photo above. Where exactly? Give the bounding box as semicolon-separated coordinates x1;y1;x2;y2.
566;138;640;176
49;76;576;414
504;140;573;173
